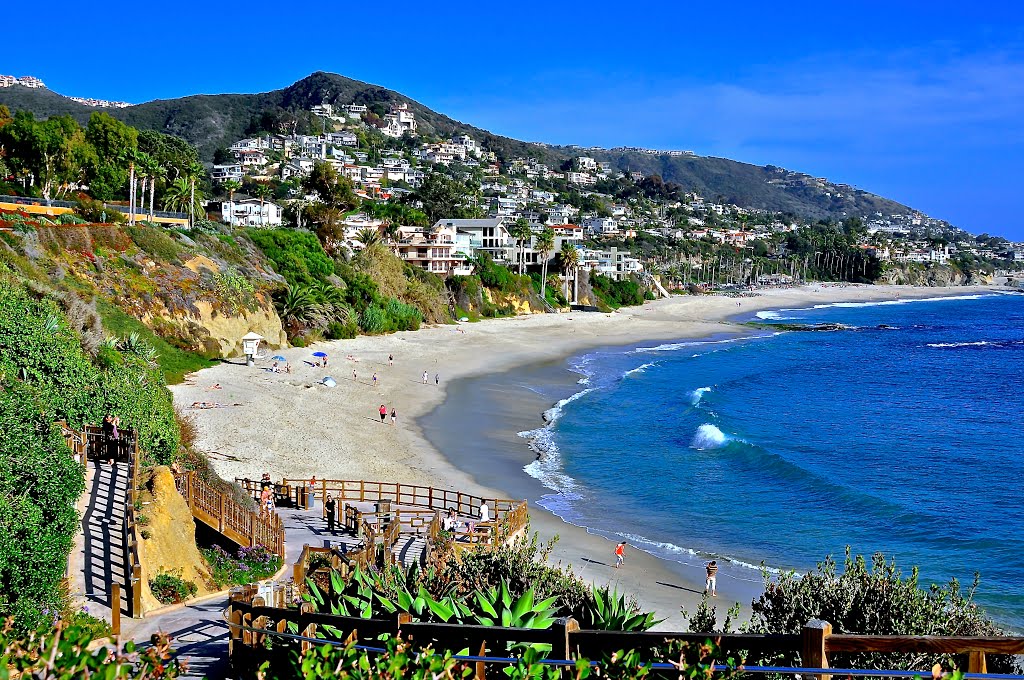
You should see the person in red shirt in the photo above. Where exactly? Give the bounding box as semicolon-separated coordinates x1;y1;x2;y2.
614;542;626;568
379;404;387;423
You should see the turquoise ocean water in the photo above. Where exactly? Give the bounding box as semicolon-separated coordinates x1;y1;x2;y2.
520;293;1024;626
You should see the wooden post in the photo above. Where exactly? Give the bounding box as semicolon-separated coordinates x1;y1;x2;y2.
219;493;226;533
476;639;487;680
969;652;987;674
802;619;831;680
131;565;142;618
111;583;121;636
551;616;579;663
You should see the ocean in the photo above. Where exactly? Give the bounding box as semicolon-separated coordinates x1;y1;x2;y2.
519;293;1024;627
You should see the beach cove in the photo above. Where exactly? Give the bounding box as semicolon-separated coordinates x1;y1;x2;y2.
170;283;1002;628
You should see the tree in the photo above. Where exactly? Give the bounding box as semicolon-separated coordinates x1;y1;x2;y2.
183;161;205;227
134;151;156;222
536;227;555;300
407;172;466;224
355;228;382;248
559;241;580;303
221;179;242;226
509;219;532;275
163;177;202;217
86;112;137;202
302;162;358;252
0;112;89;202
251;183;273;227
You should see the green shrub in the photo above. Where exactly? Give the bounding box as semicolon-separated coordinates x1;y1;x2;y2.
0;619;183;678
745;549;1022;673
384;297;422;331
65;608;114;639
589;273;645;307
247;228;333;287
148;569;198;605
202;544;282;589
359;304;388;334
125;224;181;264
74;193;125;224
0;384;84;631
325;319;358;340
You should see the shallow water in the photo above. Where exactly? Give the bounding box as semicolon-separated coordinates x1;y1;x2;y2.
520;293;1024;626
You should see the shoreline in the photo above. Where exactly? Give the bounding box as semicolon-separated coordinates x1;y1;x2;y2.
170;283;1004;629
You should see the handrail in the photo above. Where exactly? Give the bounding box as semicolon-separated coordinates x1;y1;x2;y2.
175;471;285;557
223;602;1024;679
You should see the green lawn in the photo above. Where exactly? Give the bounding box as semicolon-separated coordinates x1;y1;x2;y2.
96;300;216;384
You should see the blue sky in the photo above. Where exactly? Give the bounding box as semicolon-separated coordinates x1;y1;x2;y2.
7;1;1024;238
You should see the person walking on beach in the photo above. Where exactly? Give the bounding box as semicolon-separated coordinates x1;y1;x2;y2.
614;542;627;568
390;408;396;426
353;368;358;381
372;372;378;387
325;494;336;533
705;560;718;597
388;353;394;367
422;370;428;384
379;404;387;423
435;373;440;386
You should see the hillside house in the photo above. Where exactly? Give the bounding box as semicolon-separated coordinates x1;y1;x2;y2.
432;218;511;262
391;224;473;276
221;198;282;227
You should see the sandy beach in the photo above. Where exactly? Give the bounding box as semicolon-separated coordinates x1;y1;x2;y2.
171;283;1001;629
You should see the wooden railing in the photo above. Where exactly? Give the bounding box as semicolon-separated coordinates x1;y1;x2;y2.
291;543;375;597
280;478;528;545
174;471;285;557
223;600;1024;680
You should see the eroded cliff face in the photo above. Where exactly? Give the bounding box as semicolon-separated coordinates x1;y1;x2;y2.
5;223;289;359
137;467;214;613
876;263;993;287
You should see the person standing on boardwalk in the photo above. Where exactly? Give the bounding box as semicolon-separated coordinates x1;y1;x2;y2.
379;404;387;423
325;494;336;532
422;370;428;384
614;542;627;568
705;560;718;596
390;408;397;426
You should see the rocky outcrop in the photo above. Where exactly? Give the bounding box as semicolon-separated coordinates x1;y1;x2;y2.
137;466;214;613
143;297;287;358
876;263;992;287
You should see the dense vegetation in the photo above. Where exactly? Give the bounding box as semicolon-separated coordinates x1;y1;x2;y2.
0;270;181;630
687;549;1022;674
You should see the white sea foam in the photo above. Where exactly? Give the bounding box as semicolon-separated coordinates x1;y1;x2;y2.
616;533;785;580
623;361;657;377
690;386;712;405
691;423;729;449
926;339;1023;349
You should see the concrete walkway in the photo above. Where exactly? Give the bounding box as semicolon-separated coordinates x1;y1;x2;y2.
70;460;129;622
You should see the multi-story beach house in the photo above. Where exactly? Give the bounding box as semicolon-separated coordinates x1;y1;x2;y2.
211;164;244;184
391;224;473;276
219;198;283;227
431;218;511;263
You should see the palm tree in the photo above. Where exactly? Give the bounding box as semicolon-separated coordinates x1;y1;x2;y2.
185;161;205;228
141;154;164;223
221;179;242;226
118;147;141;226
536;227;555;301
163;177;203;218
134;152;155;223
509;219;531;274
252;183;272;227
355;227;382;248
559;241;580;303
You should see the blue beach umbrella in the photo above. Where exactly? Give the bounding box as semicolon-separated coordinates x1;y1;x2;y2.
312;351;328;358
271;355;287;361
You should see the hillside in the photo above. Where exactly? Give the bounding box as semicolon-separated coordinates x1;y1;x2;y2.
1;71;912;221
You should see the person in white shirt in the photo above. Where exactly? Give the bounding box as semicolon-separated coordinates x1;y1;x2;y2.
479;501;489;523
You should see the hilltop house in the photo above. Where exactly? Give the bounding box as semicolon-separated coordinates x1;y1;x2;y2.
431;218;511;262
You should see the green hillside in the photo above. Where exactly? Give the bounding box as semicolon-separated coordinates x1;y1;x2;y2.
0;71;911;220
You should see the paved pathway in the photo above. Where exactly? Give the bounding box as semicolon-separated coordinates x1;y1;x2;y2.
70;460;129;622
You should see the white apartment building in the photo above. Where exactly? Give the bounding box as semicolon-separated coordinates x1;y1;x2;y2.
221;198;282;227
391;224;473;277
583;217;619;236
432;218;510;262
211;164;243;183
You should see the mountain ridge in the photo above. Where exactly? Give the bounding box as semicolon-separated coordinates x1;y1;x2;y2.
0;71;913;222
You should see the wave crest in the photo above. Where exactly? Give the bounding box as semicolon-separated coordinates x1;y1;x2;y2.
691;423;729;450
690;386;712;405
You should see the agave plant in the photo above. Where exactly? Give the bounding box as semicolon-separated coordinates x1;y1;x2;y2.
116;332;158;366
582;585;662;631
472;580;559;630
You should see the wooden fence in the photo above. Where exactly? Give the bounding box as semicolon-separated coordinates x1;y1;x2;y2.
174;471;285;557
224;596;1024;680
